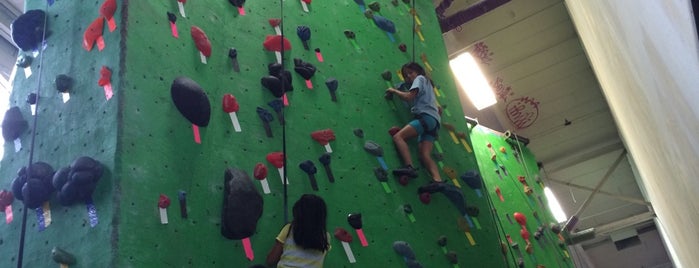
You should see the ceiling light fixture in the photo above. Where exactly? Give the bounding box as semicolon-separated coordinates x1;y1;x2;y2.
449;52;496;110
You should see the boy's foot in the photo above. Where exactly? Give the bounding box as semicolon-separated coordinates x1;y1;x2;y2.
392;166;418;178
417;181;446;194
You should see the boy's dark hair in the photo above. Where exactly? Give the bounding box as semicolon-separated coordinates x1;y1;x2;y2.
401;62;433;87
291;194;329;251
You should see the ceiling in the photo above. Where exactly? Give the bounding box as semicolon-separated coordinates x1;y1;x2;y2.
0;0;22;81
436;0;652;245
0;0;653;246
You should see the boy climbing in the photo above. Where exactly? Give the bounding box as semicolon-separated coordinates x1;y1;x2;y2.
386;62;477;218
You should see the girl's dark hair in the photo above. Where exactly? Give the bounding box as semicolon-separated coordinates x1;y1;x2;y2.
291;194;329;251
401;62;433;86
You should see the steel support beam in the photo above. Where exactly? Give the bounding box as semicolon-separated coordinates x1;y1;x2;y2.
547;177;651;206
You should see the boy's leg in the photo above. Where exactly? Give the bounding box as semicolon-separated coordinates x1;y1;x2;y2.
392;124;419;177
418;140;442;182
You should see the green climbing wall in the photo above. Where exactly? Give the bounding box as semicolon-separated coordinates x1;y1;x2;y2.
0;0;569;267
114;0;502;267
0;1;120;267
469;126;574;267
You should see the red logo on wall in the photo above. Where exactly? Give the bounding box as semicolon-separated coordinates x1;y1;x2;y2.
506;97;540;129
492;77;513;103
472;41;493;65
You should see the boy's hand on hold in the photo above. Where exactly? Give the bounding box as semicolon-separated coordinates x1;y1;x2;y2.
384;88;395;99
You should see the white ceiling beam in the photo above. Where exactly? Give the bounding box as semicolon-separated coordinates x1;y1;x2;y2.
594;211;656;236
547;177;650;206
542;138;623;172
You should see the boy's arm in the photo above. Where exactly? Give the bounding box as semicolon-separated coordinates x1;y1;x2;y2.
386;87;418;101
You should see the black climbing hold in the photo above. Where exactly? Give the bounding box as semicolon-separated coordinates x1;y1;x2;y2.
11;10;48;51
170;76;211;127
221;168;263;240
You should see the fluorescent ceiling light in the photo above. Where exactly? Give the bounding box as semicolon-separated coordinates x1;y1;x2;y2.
544;187;568;223
449;52;496;110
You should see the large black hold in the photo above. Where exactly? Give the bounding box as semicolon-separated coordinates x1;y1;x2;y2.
2;106;28;142
293;58;316;80
11;10;48;51
11;162;55;209
262;63;293;98
261;76;283;98
170;76;211;127
221;168;263;240
53;156;104;206
268;63;293;92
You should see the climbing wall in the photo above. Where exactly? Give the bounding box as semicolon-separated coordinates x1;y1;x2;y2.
0;1;120;267
0;0;560;267
470;126;575;267
115;0;503;267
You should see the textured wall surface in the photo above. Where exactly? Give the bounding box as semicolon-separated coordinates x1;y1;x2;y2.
0;0;568;267
116;0;496;267
0;1;120;267
470;127;574;267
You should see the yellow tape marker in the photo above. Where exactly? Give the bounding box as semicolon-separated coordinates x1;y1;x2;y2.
465;232;476;246
449;131;459;144
433;87;441;97
459;138;473;153
451;178;461;188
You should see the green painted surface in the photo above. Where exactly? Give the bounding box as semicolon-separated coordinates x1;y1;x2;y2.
469;127;575;267
0;0;570;267
116;1;500;267
0;1;121;267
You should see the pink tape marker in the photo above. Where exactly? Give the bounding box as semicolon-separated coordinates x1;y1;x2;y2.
192;124;201;144
98;66;113;100
356;229;368;247
305;80;313;89
282;94;289;106
238;7;246;15
347;213;368;247
170;22;179;38
314;48;324;62
242;237;254;260
107;17;117;32
5;205;12;223
97;36;106;51
102;84;113;100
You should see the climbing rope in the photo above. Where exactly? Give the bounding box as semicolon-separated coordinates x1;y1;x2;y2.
411;0;417;63
16;2;51;267
278;0;290;224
